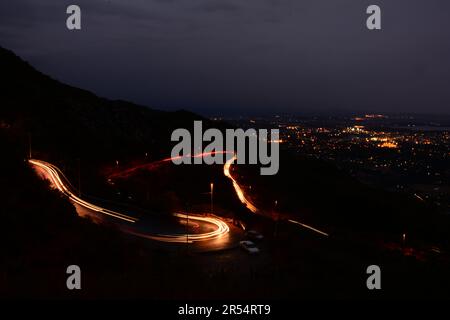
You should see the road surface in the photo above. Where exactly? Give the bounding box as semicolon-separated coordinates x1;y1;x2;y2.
224;155;258;213
29;159;235;249
109;151;329;238
223;156;329;237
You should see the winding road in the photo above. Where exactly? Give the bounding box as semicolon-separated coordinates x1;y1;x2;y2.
223;156;328;237
224;155;258;214
30;159;230;244
30;151;328;248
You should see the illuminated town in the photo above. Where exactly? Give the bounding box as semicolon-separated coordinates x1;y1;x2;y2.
225;113;450;214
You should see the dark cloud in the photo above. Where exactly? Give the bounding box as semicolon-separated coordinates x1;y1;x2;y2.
193;2;241;13
1;0;449;115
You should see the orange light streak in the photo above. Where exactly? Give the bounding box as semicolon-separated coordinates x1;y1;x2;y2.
29;159;230;243
223;155;258;213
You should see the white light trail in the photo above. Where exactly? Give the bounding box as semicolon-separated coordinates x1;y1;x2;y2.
29;159;230;243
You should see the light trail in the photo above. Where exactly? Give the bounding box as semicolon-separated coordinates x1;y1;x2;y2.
107;151;329;238
288;219;329;237
109;151;232;179
29;159;229;243
223;156;329;237
223;155;258;213
30;159;137;223
128;213;229;243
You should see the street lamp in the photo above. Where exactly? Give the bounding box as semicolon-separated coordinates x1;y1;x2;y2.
28;132;32;159
210;183;214;215
186;202;190;250
77;158;81;197
274;200;279;237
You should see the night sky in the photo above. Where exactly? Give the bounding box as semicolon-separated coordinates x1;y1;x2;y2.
1;0;449;115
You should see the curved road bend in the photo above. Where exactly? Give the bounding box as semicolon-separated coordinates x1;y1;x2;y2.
108;151;329;238
223;156;329;237
29;159;234;249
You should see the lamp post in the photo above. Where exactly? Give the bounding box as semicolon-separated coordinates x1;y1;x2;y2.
186;202;190;252
28;133;32;159
274;200;279;238
186;211;189;246
77;158;81;197
210;183;214;215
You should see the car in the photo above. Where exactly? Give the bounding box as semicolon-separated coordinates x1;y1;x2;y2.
246;230;263;240
239;240;260;254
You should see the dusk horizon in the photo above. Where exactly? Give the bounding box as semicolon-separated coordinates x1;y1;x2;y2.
2;1;450;116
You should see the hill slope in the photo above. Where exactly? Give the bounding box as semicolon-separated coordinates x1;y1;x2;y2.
0;46;199;161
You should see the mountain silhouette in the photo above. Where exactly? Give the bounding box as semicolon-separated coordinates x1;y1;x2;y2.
0;46;201;161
